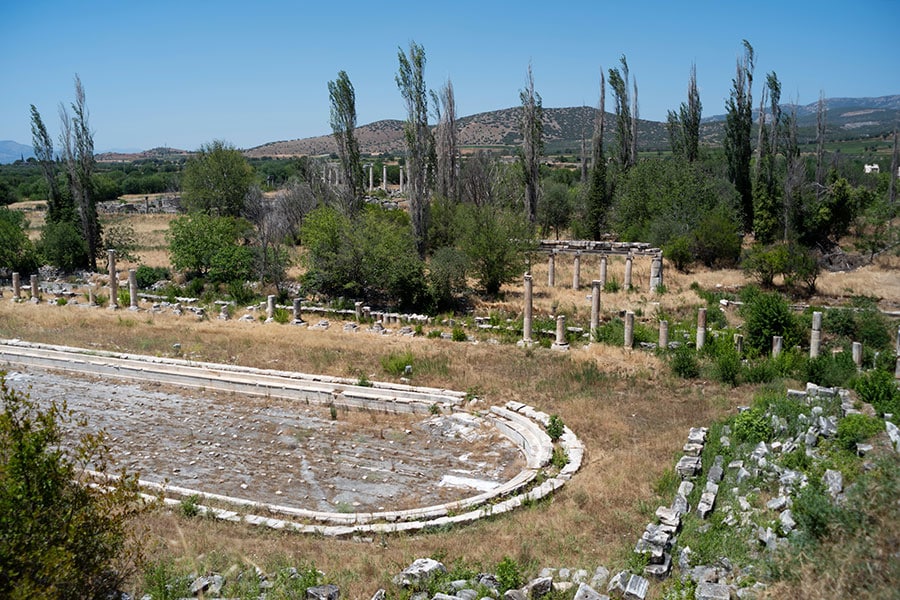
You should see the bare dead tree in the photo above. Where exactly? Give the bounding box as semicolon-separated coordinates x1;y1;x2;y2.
461;150;494;207
520;63;543;223
889;125;898;205
430;78;459;202
815;91;828;203
783;104;804;241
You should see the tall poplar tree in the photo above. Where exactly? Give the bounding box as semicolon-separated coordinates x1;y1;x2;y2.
608;55;633;170
430;78;459;202
586;69;608;240
724;40;755;232
328;70;364;214
519;63;543;224
29;105;68;223
666;63;702;162
396;41;431;256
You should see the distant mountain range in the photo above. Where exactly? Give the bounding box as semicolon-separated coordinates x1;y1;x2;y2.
246;95;900;158
4;96;897;164
0;140;34;164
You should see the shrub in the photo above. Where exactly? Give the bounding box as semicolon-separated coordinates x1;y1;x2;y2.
663;235;694;272
836;413;884;452
495;556;522;593
546;414;565;442
134;265;170;289
670;345;700;379
382;350;416;377
792;481;841;540
853;369;900;418
39;220;89;272
742;358;778;384
451;327;467;342
0;376;147;598
732;408;771;444
713;345;742;387
741;290;801;355
803;352;857;388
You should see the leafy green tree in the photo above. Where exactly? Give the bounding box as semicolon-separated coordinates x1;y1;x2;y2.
456;204;535;296
328;70;364;212
29;105;68;223
0;375;147;599
612;157;736;249
752;72;783;244
0;208;38;274
167;213;253;279
180;140;254;217
724;40;755;232
302;205;425;308
608;55;633;170
59;75;102;271
538;181;572;239
396;41;432;257
426;246;468;311
39;221;89;272
431;78;459;203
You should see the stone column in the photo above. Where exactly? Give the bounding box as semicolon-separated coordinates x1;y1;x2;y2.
624;311;635;349
659;320;669;351
895;356;900;380
293;298;303;324
772;336;783;357
650;253;663;290
399;166;404;193
895;325;900;357
696;307;707;350
552;314;568;351
219;304;230;320
734;334;744;355
107;249;118;310
355;301;363;321
382;165;387;191
88;284;96;306
11;272;20;301
852;342;863;368
810;311;823;358
572;252;581;290
624;253;633;289
599;255;607;288
266;295;276;322
29;274;39;303
590;280;601;337
128;269;139;310
523;273;533;344
548;252;556;287
368;165;373;191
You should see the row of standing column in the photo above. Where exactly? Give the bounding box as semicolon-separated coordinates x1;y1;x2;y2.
547;252;663;290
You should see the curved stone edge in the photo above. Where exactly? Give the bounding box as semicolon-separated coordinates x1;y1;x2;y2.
1;339;583;535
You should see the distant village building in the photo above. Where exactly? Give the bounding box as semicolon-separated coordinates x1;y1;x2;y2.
864;163;880;174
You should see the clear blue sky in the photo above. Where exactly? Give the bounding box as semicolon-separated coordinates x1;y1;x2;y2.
2;0;897;152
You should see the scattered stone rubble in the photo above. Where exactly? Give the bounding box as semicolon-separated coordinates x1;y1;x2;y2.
628;382;899;599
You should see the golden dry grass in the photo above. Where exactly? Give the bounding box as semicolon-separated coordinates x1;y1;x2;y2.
0;300;755;598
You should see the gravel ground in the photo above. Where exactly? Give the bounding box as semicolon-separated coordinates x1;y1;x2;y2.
4;367;523;513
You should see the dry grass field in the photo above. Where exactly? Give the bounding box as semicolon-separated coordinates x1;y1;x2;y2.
3;207;899;598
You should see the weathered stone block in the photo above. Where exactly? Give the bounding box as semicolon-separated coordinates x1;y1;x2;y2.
392;558;447;587
573;582;610;600
306;583;340;600
695;581;731;600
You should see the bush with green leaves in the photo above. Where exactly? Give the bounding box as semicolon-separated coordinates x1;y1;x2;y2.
134;265;170;289
670;344;700;379
495;556;522;593
732;408;771;444
0;375;147;599
302;205;425;309
455;204;535;297
167;213;253;281
836;413;884;452
740;289;801;355
853;369;900;418
39;220;89;272
802;351;858;388
0;207;38;274
712;344;742;387
546;414;565;442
